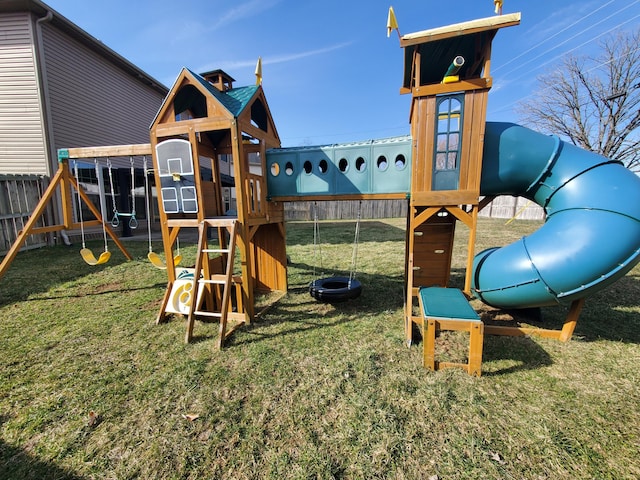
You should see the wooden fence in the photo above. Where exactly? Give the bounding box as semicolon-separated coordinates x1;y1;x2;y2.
477;196;545;220
0;174;50;255
1;176;545;256
284;197;544;221
284;200;408;221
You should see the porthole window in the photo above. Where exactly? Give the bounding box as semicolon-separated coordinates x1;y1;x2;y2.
303;160;313;174
394;154;406;170
338;158;349;172
270;162;280;177
318;159;328;174
355;156;366;172
376;155;388;171
285;161;294;176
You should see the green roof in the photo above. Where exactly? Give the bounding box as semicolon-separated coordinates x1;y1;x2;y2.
188;69;259;117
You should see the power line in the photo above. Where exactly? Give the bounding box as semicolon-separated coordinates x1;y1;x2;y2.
493;0;617;74
497;0;640;79
488;15;640;117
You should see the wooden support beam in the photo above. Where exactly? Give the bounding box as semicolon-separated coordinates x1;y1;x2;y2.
65;144;152;159
484;298;586;342
0;160;132;282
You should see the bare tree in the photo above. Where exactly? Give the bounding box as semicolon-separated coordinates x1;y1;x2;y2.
517;29;640;171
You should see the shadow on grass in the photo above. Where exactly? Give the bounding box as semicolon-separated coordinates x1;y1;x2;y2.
231;300;362;347
451;267;640;345
224;263;405;348
21;282;167;302
0;417;84;480
481;335;553;376
0;241;149;306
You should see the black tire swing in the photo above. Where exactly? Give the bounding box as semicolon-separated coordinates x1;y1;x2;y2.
309;201;363;303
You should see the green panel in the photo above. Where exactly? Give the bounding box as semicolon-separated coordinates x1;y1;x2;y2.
266;136;412;197
371;138;412;193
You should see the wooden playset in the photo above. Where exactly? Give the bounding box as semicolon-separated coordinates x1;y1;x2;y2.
4;7;640;377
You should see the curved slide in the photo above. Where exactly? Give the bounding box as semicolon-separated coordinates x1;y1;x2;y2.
472;122;640;308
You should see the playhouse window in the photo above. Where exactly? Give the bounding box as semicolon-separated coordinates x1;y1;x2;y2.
174;85;207;120
433;94;463;190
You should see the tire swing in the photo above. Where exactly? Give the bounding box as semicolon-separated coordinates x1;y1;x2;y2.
309;201;363;303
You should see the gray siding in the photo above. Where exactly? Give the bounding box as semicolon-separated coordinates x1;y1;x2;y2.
41;22;165;168
0;12;47;175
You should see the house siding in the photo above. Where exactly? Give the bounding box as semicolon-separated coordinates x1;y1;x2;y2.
40;22;165;169
0;12;47;175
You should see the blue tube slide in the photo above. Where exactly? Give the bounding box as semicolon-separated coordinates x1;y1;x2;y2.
472;122;640;308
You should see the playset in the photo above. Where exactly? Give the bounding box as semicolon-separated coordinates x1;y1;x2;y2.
2;6;640;376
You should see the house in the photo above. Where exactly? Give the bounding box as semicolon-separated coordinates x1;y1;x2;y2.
0;0;167;176
0;0;168;250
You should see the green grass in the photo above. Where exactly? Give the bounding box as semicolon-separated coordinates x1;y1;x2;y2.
1;217;639;479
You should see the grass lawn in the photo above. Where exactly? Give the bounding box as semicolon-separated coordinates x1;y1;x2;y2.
1;217;639;479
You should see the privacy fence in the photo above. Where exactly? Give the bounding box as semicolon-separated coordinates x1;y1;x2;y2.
0;174;50;255
0;174;544;256
283;198;544;221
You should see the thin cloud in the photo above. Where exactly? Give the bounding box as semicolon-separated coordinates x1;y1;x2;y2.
523;0;603;42
264;42;353;65
198;42;353;73
211;0;282;30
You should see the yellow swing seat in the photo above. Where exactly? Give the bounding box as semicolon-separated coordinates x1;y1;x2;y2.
147;251;182;270
80;248;111;266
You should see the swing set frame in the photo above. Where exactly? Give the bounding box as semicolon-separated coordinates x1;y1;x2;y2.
0;145;149;281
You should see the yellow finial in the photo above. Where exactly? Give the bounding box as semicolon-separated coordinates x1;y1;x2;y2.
255;57;262;86
494;0;503;15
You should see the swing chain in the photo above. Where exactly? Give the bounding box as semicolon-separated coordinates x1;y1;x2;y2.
143;156;153;254
312;201;362;285
106;157;138;229
73;161;87;249
348;201;362;286
312;201;323;279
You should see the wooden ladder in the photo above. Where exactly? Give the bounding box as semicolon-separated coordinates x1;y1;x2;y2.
185;218;242;348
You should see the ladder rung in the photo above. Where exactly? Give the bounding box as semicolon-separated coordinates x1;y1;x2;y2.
193;311;223;318
194;275;242;284
196;274;231;284
201;218;236;227
202;248;230;254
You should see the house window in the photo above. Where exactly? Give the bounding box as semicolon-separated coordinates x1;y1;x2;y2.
433;94;463;191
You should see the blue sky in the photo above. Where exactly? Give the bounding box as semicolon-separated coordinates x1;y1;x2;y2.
43;0;640;147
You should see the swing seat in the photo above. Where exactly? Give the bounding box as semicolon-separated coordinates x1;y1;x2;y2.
80;248;111;266
147;251;182;270
309;276;362;303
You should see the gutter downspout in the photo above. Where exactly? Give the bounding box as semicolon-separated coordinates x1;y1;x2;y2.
33;10;70;244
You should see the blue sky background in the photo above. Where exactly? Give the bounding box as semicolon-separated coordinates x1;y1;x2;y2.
43;0;640;147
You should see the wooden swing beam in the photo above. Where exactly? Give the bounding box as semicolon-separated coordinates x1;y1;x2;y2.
0;144;150;282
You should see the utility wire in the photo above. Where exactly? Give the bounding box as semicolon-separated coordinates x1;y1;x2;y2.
497;0;640;79
493;0;618;74
489;16;640;117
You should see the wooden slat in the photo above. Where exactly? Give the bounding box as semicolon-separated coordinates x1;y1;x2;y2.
65;144;152;159
412;79;491;97
400;13;521;46
411;190;480;206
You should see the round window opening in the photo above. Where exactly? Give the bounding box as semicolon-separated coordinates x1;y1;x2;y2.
318;159;329;174
270;163;280;177
285;162;294;176
377;155;388;171
338;158;349;172
303;160;313;174
395;154;407;170
355;157;366;172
